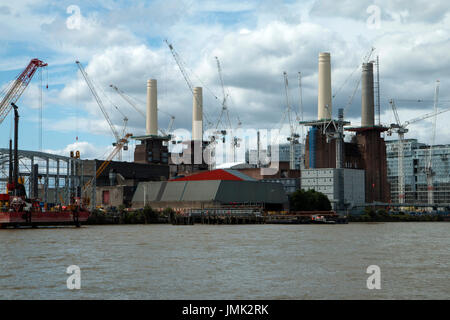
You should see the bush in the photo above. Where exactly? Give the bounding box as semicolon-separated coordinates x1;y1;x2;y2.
289;189;332;211
87;209;108;224
364;207;377;219
143;205;158;223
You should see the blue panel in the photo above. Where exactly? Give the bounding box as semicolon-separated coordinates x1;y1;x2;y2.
309;127;317;168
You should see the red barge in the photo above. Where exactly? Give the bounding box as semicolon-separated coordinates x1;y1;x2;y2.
0;197;90;228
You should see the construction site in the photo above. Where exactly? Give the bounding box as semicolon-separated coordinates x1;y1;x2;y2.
0;43;449;219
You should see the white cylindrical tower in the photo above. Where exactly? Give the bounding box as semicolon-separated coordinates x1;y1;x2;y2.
192;87;203;141
146;79;158;135
317;52;332;120
361;62;375;127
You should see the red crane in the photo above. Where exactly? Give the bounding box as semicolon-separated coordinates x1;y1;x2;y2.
0;58;48;125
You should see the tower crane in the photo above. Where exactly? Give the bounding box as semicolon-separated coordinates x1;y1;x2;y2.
389;80;448;204
215;56;241;162
424;80;439;207
165;39;222;168
0;59;48;125
283;71;300;170
75;61;129;160
109;84;175;136
298;72;305;169
164;39;214;129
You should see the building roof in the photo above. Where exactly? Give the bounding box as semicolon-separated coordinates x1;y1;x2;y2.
132;180;288;205
170;169;256;181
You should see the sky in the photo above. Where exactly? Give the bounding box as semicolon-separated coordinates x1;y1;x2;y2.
0;0;449;162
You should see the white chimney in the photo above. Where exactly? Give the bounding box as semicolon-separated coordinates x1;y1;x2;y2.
318;52;332;120
361;62;375;127
146;79;158;135
192;87;203;141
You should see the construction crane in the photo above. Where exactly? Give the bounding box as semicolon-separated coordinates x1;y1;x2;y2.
75;61;129;160
333;47;375;104
297;72;305;169
283;71;300;170
109;84;175;136
388;80;448;204
214;56;241;162
424;80;439;207
164;39;214;129
0;59;48;125
82;133;132;205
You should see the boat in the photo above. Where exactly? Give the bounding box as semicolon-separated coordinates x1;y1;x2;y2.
0;195;89;228
311;214;336;224
0;103;89;228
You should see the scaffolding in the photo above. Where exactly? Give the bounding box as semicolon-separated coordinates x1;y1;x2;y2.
0;148;92;204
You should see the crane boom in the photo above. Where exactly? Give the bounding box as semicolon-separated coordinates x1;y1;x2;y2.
0;59;47;125
165;40;195;96
404;105;449;127
425;80;440;206
215;57;227;108
83;133;132;192
110;84;145;117
76;61;120;142
165;39;213;128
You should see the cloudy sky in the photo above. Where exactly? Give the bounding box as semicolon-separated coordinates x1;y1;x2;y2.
0;0;449;161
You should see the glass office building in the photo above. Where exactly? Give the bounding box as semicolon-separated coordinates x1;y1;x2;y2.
386;139;450;204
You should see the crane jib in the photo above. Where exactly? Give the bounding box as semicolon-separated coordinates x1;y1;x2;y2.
0;59;47;125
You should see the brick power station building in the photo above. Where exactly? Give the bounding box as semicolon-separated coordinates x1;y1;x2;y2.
303;53;390;206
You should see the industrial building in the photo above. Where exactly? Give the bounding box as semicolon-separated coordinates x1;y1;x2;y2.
386;139;450;205
301;168;365;210
83;159;169;208
302;53;390;206
131;169;288;211
212;161;301;195
0;148;90;204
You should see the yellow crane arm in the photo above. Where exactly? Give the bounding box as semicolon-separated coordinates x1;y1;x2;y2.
82;133;132;192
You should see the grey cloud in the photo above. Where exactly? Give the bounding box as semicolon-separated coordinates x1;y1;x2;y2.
310;0;449;24
0;6;10;15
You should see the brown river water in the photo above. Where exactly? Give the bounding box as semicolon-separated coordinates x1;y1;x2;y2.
0;223;448;299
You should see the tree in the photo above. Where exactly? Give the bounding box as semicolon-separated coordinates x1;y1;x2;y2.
143;205;158;223
289;189;332;211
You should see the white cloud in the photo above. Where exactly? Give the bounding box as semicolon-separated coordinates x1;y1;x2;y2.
44;140;111;159
2;0;450;157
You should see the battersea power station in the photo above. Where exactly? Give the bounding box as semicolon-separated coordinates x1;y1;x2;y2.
301;53;390;208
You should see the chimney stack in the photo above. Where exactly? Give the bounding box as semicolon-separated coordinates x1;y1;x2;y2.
318;52;332;120
192;87;203;141
361;62;375;127
146;79;158;135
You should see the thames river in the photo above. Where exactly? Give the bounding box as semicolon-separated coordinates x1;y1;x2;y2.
0;223;448;299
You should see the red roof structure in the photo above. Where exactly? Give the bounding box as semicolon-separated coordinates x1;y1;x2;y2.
171;169;255;181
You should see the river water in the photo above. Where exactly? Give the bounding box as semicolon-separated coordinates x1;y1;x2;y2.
0;223;448;299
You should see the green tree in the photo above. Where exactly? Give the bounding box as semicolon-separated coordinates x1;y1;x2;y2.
364;207;377;219
290;189;332;211
143;205;158;223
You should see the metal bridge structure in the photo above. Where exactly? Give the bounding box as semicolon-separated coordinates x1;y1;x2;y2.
0;148;92;205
